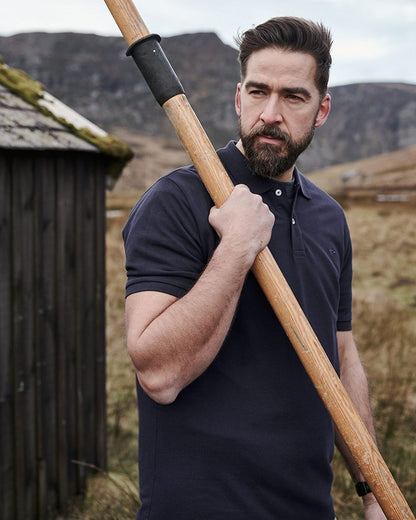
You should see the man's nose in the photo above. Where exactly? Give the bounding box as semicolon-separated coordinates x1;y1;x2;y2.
260;95;283;125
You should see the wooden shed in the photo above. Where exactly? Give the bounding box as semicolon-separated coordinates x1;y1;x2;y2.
0;62;132;520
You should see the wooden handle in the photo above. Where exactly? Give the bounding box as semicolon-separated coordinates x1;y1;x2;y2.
105;3;415;519
105;0;150;45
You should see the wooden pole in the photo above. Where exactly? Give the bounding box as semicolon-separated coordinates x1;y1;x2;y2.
104;2;414;518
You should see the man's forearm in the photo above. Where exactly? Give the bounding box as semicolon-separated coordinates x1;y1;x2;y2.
336;350;377;476
335;331;384;515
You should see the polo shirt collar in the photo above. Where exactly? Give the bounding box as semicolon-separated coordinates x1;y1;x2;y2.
219;141;312;200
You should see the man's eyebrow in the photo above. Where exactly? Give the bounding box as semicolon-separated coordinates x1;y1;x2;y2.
244;81;270;91
244;81;313;99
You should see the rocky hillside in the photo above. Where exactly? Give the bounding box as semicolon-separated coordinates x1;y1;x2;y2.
1;31;415;171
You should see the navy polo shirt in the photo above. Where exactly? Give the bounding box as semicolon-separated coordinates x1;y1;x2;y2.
123;141;353;520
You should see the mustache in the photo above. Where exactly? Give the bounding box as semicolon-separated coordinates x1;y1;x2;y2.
249;124;290;143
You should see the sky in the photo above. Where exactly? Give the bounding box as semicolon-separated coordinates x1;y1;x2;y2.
1;0;415;87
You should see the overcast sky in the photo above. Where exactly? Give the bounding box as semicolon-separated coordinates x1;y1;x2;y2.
1;0;415;87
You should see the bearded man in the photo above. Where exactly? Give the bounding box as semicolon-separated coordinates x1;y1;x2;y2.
123;16;386;520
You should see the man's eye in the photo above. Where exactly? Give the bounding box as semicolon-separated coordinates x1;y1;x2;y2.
287;94;304;102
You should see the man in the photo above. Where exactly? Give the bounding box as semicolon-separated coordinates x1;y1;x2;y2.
123;17;386;519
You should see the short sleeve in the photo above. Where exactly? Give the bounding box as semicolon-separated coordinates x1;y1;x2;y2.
122;171;217;299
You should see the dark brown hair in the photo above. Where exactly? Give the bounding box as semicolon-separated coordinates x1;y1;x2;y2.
235;17;333;97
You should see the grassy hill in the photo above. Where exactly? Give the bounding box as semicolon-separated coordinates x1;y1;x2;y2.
309;144;416;201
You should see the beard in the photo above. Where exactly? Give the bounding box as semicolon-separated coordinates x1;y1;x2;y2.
239;120;315;179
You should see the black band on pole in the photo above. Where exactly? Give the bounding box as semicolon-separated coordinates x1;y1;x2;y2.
126;34;185;106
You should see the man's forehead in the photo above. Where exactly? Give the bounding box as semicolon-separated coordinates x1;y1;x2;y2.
243;48;318;88
247;47;315;68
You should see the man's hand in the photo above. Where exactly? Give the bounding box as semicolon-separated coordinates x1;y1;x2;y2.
209;184;275;268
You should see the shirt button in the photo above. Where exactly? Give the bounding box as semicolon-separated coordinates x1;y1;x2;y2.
275;189;282;197
292;218;296;225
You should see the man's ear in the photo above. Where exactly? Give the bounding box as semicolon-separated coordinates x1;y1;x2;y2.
314;93;331;128
235;83;242;117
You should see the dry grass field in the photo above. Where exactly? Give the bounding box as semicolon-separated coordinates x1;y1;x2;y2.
61;144;416;519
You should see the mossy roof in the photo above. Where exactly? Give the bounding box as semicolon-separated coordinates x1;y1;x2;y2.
0;59;133;179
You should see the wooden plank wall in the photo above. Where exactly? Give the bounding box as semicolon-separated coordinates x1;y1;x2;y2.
0;150;107;520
